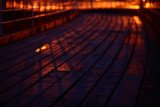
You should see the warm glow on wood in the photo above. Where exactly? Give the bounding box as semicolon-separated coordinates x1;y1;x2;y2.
41;46;47;50
35;45;47;52
35;48;40;52
133;16;142;25
57;63;71;71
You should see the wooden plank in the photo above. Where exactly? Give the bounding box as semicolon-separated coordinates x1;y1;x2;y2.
108;17;146;107
0;14;87;56
0;14;100;83
26;15;117;107
0;14;91;64
0;14;105;105
0;14;148;107
80;16;137;106
54;16;124;106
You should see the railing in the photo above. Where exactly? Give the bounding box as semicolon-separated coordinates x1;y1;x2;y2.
0;0;160;36
77;1;140;9
0;0;77;35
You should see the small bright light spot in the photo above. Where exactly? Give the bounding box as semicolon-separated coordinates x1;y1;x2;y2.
35;48;40;52
41;46;47;50
145;3;150;8
143;0;145;2
35;45;47;53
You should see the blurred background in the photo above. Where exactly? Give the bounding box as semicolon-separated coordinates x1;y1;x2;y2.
0;0;160;35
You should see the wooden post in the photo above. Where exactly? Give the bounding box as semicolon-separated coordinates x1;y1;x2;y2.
140;0;143;9
39;0;40;14
0;0;2;36
90;0;93;9
63;0;65;10
75;0;78;10
50;0;51;11
32;0;34;27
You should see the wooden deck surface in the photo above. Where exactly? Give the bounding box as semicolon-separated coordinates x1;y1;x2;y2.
0;13;149;107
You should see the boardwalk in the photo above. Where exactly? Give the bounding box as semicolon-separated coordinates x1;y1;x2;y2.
0;13;148;106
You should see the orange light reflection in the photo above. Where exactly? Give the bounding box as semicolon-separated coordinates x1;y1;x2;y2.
133;16;142;25
57;63;71;71
6;1;140;11
144;3;150;8
35;45;47;53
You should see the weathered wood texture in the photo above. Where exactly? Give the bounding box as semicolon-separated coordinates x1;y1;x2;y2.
0;13;148;107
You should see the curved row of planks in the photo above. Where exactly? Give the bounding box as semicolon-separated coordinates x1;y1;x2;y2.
0;13;148;107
